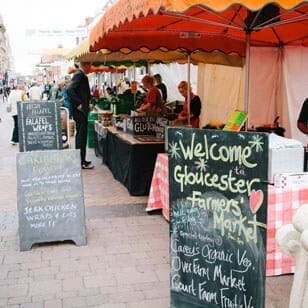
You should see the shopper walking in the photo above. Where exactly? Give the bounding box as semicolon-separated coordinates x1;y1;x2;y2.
7;84;25;145
67;62;94;169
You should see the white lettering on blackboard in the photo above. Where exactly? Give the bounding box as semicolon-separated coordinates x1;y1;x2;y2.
171;239;200;257
201;246;233;264
213;265;247;291
171;257;192;273
26;117;50;125
193;259;210;279
177;134;257;168
171;274;197;296
198;281;218;304
174;166;259;194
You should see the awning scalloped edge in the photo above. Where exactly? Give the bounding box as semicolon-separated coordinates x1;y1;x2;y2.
90;0;305;45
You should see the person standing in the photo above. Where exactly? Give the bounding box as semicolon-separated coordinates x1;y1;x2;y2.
297;98;308;135
136;75;163;115
57;80;72;118
50;80;59;101
7;84;25;145
177;81;202;128
29;81;42;101
67;62;94;169
154;73;168;103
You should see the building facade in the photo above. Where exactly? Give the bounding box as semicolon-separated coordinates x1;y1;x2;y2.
0;13;13;85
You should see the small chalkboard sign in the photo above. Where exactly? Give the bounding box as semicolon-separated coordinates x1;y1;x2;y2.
168;128;268;308
17;101;62;152
125;116;157;135
16;149;86;251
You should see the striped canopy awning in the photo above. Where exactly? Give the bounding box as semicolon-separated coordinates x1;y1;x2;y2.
89;0;308;55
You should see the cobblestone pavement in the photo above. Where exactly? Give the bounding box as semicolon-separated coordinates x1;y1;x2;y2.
0;101;293;307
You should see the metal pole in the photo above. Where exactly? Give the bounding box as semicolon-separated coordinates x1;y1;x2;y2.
133;64;136;105
187;53;191;126
244;32;251;130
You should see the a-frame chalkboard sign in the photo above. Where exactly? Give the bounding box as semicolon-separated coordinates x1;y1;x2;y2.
168;128;268;308
16;149;86;251
17;101;62;152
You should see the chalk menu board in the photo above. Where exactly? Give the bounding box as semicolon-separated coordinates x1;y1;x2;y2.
17;149;86;251
168;128;268;308
17;101;62;152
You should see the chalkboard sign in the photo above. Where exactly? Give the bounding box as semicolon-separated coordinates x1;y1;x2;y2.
17;101;62;152
155;117;169;139
16;149;86;251
168;128;268;308
125;116;157;135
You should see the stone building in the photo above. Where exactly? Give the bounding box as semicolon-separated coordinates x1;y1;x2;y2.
0;13;13;83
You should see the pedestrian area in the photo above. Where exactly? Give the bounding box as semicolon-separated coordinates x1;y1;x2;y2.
0;100;292;307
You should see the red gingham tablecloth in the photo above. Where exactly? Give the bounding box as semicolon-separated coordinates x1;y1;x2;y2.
146;153;308;276
146;153;169;220
266;185;308;276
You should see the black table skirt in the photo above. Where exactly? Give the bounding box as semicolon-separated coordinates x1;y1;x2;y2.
102;130;165;196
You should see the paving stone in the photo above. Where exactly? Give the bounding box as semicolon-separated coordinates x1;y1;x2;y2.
143;283;170;299
20;303;44;308
0;284;28;298
55;291;78;300
44;299;62;308
29;266;59;277
114;267;159;285
8;269;28;279
3;252;42;264
28;280;61;296
84;273;117;288
20;261;50;270
78;287;100;297
62;296;87;308
62;277;84;292
85;294;107;306
7;296;32;305
94;304;126;308
33;275;56;282
41;250;70;261
106;290;145;304
32;293;55;303
127;298;169;308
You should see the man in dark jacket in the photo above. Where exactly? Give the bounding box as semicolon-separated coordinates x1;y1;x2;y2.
67;62;94;169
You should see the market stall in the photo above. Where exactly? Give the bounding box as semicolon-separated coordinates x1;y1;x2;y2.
94;120;166;196
89;0;308;141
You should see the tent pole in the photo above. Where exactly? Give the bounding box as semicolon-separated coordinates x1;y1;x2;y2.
147;61;151;74
133;64;136;105
187;53;191;126
244;32;251;130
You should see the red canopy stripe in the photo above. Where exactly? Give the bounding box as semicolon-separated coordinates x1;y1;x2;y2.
89;0;308;55
90;0;306;48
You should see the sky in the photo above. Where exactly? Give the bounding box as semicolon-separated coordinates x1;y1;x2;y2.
1;0;109;75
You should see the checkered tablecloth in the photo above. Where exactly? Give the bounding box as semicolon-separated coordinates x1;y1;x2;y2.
266;185;308;276
146;153;169;220
146;154;308;276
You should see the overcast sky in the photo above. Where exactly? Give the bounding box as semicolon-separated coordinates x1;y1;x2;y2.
1;0;108;75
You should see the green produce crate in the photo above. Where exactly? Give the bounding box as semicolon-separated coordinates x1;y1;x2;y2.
87;111;99;148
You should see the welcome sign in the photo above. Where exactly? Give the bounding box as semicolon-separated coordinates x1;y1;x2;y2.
168;128;268;308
